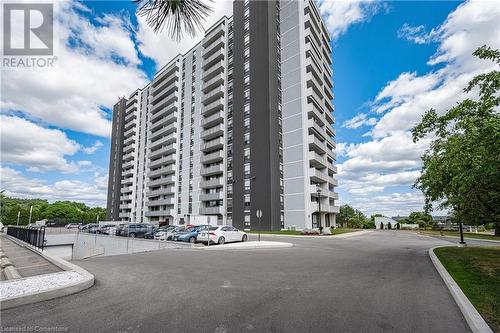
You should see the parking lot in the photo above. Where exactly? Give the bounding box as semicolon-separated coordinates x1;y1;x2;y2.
1;231;487;332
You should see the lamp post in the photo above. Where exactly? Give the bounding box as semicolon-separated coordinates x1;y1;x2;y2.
459;222;466;245
316;185;322;232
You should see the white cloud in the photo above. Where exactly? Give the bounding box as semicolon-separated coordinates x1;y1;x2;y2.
136;0;233;67
82;141;104;155
342;113;377;129
1;0;149;137
318;0;386;40
1;167;107;207
0;115;80;173
338;0;500;213
397;23;430;44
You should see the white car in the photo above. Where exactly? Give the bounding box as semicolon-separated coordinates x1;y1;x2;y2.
154;226;183;241
198;226;247;245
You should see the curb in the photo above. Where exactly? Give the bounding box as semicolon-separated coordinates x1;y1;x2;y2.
246;230;372;239
0;235;94;310
429;246;493;333
196;241;294;251
419;233;500;243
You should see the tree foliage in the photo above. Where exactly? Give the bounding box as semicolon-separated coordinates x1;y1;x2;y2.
337;205;373;229
412;45;500;235
0;194;106;225
135;0;213;41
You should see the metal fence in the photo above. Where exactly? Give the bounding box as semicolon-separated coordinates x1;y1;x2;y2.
7;226;46;250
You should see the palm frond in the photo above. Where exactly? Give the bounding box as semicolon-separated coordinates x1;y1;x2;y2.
135;0;213;41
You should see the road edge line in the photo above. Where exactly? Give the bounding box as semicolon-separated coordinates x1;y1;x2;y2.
428;246;493;333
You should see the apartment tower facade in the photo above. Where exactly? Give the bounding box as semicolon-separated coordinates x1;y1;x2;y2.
106;0;338;230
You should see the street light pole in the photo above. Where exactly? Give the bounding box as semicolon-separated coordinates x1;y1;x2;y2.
459;222;466;245
17;211;20;226
28;205;33;225
316;186;322;232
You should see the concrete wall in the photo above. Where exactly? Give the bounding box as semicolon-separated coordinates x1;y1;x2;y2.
45;233;191;260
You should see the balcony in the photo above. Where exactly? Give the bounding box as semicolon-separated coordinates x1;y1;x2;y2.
199;178;223;188
151;98;177;116
151;84;178;105
153;62;178;86
150;132;177;151
309;151;328;168
201;110;224;128
200;150;224;164
148;176;175;187
149;154;176;169
150;111;177;132
145;209;172;217
201;123;224;140
330;191;339;200
309;185;328;198
120;186;132;194
308;135;326;154
149;123;177;142
118;212;130;219
202;73;225;93
148;165;176;177
150;91;179;110
119;203;131;210
122;167;134;177
146;198;174;206
123;144;135;154
203;25;224;48
123;127;135;139
146;187;174;197
329;177;338;187
201;137;224;152
151;72;178;96
202;97;224;116
324;110;335;125
121;177;133;186
203;60;224;81
203;84;224;104
324;96;334;113
202;47;225;70
123;135;135;147
308;119;326;139
309;168;328;183
328;164;338;174
199;206;223;215
199;192;223;201
123;152;134;161
149;143;176;159
200;164;224;176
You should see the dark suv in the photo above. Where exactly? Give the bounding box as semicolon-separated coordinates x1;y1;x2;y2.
119;224;156;238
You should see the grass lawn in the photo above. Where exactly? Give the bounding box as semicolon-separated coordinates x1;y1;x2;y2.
434;247;500;332
420;230;499;241
246;228;363;236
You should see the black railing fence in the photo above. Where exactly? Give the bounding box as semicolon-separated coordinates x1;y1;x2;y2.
7;226;46;249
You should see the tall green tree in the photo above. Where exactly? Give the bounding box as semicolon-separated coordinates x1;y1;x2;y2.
412;46;500;236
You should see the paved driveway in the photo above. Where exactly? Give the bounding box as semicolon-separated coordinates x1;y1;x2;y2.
1;231;483;332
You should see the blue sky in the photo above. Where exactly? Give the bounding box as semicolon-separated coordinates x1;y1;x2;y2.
1;0;499;215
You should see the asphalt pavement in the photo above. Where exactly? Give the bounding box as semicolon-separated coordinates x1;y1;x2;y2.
2;230;494;332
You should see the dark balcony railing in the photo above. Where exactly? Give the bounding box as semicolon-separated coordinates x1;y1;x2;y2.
7;226;46;250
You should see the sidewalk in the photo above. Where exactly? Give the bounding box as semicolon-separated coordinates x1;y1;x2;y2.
0;234;62;279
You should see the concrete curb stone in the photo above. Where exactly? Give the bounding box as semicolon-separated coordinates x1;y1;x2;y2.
429;246;493;333
0;235;94;310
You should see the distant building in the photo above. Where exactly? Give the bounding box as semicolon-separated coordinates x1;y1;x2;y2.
374;217;399;230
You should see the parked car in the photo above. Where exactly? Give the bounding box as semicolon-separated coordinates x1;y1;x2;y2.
144;226;159;239
121;223;156;238
154;226;184;241
98;224;116;234
198;226;247;245
65;223;80;229
80;223;99;233
173;225;211;243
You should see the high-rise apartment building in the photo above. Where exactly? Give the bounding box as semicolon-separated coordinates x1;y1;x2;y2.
106;0;338;230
